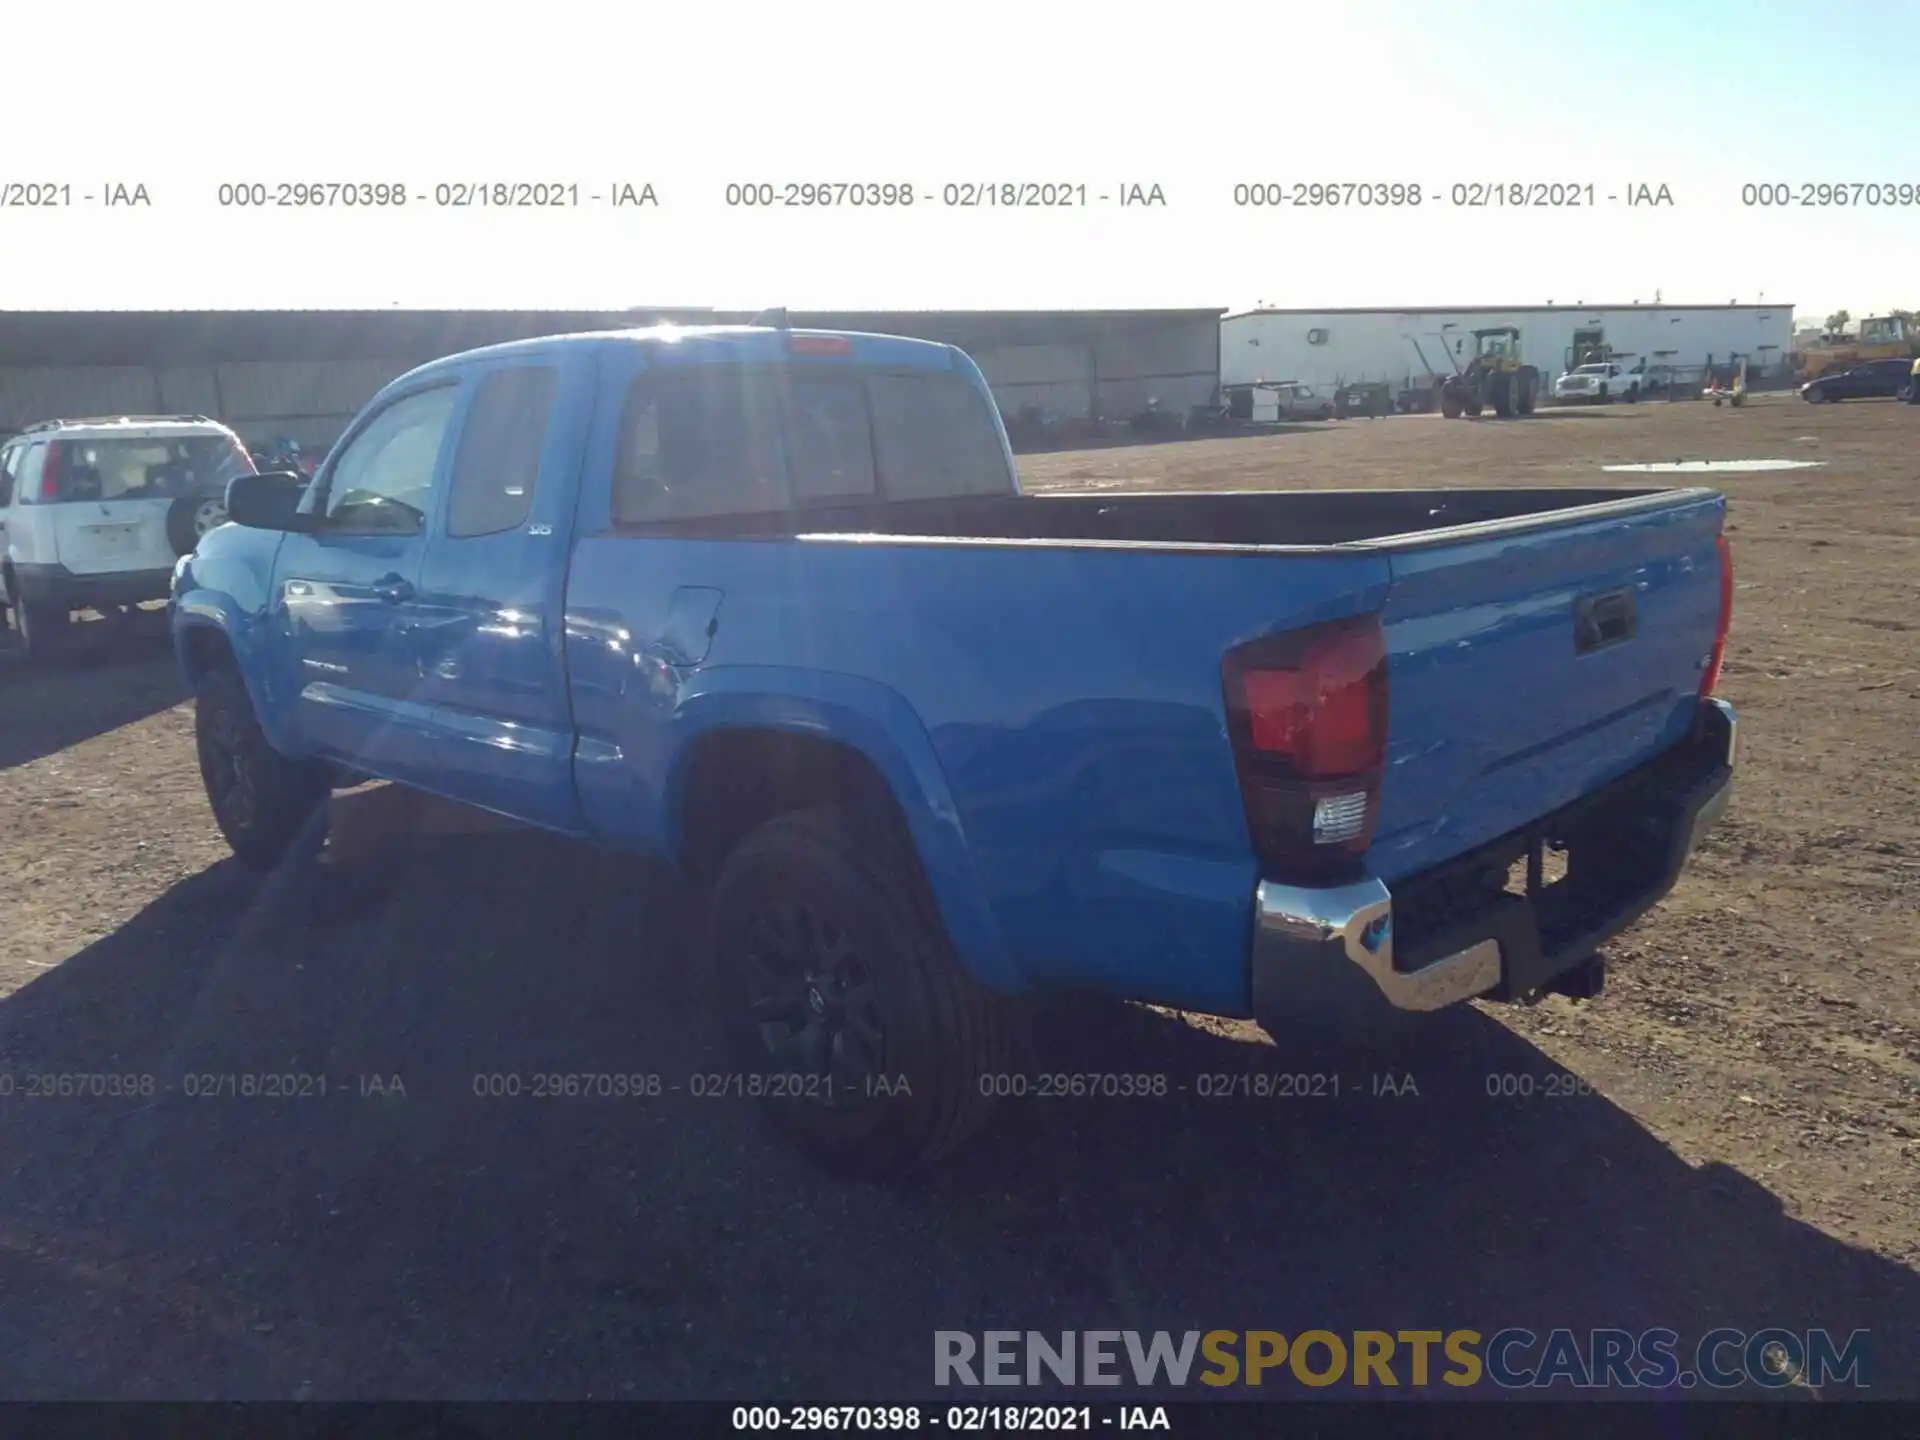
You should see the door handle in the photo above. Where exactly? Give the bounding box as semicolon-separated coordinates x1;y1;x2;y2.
373;576;414;605
1573;587;1637;654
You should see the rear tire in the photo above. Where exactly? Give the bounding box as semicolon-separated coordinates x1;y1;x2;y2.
168;494;228;557
707;805;1022;1177
15;596;70;664
195;664;329;869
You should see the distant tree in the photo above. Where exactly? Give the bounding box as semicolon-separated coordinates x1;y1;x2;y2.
1824;309;1851;334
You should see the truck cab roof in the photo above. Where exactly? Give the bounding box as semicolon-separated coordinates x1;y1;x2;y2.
391;325;966;392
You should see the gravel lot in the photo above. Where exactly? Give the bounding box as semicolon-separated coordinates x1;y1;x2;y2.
1;394;1915;1400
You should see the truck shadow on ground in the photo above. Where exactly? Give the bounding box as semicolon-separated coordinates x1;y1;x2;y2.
0;624;184;772
0;824;1911;1401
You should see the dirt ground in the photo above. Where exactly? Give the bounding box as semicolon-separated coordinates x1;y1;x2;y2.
0;393;1915;1402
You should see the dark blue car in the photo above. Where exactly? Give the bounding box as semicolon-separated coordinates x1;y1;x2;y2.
1801;356;1914;402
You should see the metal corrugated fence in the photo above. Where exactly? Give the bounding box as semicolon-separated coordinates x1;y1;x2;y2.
0;309;1227;445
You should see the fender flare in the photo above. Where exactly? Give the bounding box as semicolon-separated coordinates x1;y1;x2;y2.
171;594;300;758
664;666;1024;994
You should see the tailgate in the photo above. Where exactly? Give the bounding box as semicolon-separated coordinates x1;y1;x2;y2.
50;499;174;574
1368;489;1726;881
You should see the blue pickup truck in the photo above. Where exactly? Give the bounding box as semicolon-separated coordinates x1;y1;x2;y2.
170;323;1737;1174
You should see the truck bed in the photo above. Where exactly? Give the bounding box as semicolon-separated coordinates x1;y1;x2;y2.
573;478;1728;1015
614;486;1690;551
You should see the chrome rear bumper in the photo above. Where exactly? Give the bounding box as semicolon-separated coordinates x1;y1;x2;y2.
1251;698;1738;1014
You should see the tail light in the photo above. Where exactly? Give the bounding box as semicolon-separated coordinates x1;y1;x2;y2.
1699;532;1733;696
39;441;66;500
1223;613;1389;880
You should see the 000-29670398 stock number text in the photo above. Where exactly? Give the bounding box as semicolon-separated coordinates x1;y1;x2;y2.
1230;181;1653;207
0;1073;410;1100
212;182;659;208
468;1072;909;1100
722;182;1165;207
1232;181;1686;207
1741;181;1920;206
0;1072;156;1099
730;1406;1111;1431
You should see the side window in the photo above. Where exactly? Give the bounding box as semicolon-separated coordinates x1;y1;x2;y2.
446;367;558;538
783;373;876;502
867;372;1014;500
612;365;784;523
323;386;459;536
0;445;17;507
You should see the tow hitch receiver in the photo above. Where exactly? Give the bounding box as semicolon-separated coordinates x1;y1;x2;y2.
1544;954;1606;1002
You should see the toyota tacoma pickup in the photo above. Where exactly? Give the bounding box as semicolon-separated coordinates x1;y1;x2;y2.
170;323;1738;1174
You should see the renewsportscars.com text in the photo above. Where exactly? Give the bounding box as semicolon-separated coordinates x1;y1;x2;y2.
934;1328;1871;1390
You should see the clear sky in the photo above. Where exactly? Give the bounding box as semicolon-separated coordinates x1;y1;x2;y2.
6;0;1916;325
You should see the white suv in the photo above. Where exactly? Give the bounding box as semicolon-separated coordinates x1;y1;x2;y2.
1554;362;1645;404
1;415;257;659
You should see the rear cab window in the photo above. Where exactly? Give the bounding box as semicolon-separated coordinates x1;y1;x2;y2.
612;355;1011;524
784;373;877;503
616;365;786;522
867;371;1013;501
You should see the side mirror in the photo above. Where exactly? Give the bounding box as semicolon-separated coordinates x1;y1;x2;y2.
226;470;318;532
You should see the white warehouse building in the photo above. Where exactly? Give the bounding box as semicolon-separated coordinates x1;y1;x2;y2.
1221;303;1796;394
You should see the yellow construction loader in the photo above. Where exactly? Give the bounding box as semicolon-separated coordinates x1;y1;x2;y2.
1793;314;1919;382
1439;326;1540;419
